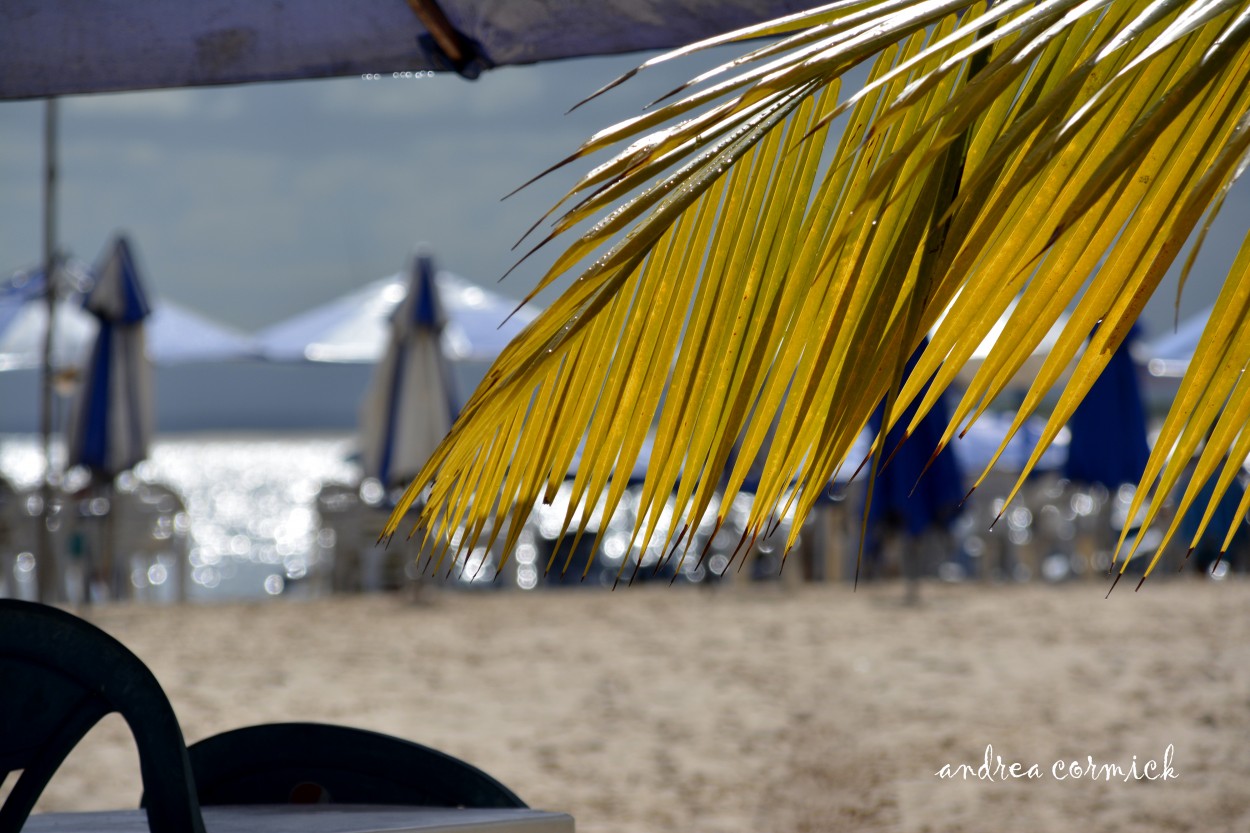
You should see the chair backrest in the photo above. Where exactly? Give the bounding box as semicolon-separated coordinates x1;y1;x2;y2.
0;599;205;833
186;722;527;809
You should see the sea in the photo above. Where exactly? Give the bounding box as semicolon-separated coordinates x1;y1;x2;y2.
2;418;1151;602
0;431;361;601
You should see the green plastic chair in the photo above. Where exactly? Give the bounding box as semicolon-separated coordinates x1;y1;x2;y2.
2;600;526;831
186;722;528;808
0;599;205;833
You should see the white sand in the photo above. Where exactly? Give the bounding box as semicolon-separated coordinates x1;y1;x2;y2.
32;578;1250;832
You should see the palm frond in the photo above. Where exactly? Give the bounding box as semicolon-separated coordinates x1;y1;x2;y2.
388;0;1250;586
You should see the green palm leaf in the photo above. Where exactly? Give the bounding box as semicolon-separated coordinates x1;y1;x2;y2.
387;0;1250;587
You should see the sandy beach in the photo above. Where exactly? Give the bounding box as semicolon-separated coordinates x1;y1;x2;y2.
30;577;1250;833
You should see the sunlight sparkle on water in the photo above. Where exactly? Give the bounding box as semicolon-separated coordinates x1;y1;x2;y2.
1;432;358;598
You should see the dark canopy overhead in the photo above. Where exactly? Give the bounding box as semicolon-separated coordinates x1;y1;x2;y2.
0;0;815;100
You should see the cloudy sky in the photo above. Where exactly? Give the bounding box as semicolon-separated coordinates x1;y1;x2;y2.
1;48;1246;340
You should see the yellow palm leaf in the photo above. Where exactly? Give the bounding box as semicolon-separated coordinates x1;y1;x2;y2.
387;0;1250;590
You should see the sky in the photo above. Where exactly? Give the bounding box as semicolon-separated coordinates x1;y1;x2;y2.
0;52;676;331
1;48;1247;342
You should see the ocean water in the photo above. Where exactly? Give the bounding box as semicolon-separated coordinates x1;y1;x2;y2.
2;425;1157;601
0;429;792;600
0;431;360;600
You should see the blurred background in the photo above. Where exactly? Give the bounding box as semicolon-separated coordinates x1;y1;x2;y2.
2;36;1249;604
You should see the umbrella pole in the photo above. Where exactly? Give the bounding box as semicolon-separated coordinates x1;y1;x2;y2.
36;97;62;604
103;479;119;601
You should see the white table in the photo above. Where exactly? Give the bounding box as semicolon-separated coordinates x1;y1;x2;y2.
23;806;574;833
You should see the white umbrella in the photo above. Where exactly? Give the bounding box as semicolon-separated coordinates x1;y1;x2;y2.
1;261;259;371
1143;305;1211;379
256;260;539;365
358;248;457;488
931;297;1072;389
0;262;96;372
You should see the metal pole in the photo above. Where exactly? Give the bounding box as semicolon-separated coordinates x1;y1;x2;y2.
36;97;61;603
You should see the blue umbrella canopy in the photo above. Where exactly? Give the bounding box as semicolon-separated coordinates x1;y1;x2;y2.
358;249;458;488
65;236;155;478
1063;324;1150;490
0;0;819;99
865;341;965;538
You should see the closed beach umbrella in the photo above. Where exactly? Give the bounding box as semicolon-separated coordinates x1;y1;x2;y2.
863;340;964;596
359;249;457;488
65;236;154;478
1063;325;1149;490
865;343;965;538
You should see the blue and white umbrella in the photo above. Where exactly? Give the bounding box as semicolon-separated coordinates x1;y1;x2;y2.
358;249;458;488
65;236;155;479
